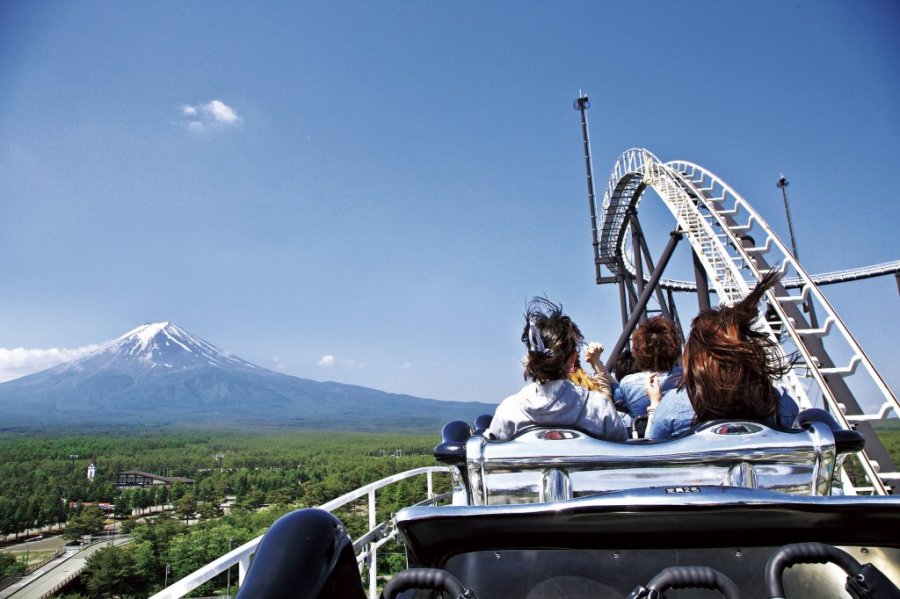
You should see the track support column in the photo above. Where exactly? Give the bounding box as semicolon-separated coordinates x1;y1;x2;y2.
606;230;683;369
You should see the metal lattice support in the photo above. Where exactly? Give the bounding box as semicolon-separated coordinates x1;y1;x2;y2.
593;148;899;495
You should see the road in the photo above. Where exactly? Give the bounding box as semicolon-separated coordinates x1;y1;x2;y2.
0;536;130;599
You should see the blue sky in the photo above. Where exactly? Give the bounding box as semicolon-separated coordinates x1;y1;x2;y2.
1;1;898;404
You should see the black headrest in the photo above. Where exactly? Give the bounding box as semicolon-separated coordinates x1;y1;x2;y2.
433;421;471;465
798;408;866;455
473;414;493;435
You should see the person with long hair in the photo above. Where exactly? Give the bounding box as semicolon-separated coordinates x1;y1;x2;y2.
645;272;799;439
569;341;614;396
487;298;627;442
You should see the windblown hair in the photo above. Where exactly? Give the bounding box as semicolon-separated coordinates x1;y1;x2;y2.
569;361;604;393
521;297;583;384
681;271;793;423
632;316;683;372
612;349;638;380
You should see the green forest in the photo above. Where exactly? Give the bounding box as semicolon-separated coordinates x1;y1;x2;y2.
1;424;898;598
0;428;448;597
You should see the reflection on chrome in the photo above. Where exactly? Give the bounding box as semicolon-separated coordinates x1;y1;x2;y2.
460;421;839;505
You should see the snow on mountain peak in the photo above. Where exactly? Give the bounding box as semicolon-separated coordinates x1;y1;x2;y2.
119;321;172;345
103;321;258;372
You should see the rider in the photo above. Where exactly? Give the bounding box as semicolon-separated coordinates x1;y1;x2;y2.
645;272;799;439
487;298;627;442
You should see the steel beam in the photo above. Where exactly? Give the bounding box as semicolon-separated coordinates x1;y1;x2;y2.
606;230;683;369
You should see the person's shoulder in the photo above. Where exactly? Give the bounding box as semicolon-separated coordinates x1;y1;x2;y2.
620;372;645;384
618;372;647;392
494;385;530;411
657;387;689;413
584;387;613;404
556;378;585;397
775;386;800;412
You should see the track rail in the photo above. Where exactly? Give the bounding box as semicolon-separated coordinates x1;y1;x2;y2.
597;148;899;494
624;258;900;293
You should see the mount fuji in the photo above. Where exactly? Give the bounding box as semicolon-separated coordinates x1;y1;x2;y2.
0;322;493;430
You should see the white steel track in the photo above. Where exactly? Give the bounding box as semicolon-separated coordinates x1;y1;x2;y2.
598;149;899;494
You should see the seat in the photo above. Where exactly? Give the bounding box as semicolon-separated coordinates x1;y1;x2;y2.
458;414;851;505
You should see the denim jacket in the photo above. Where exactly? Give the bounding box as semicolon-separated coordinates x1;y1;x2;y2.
613;367;683;419
647;386;800;440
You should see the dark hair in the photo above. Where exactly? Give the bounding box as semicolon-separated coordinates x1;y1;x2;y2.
521;297;583;384
681;271;793;423
612;349;638;380
632;316;682;372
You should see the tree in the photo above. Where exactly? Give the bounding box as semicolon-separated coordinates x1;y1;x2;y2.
119;518;137;534
83;546;139;597
114;490;132;519
174;493;198;525
63;505;105;540
197;501;223;521
236;489;265;511
0;552;25;577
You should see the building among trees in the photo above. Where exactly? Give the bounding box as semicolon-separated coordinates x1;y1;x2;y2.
116;470;194;489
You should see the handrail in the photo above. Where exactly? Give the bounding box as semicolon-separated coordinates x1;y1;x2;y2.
152;466;450;599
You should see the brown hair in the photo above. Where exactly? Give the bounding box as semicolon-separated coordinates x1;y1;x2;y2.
632;316;682;372
681;271;792;423
521;298;583;384
612;349;638;380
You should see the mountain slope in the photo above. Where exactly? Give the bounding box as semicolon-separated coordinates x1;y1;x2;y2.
0;322;494;431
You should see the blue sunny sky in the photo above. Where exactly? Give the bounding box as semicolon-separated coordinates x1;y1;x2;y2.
1;1;898;405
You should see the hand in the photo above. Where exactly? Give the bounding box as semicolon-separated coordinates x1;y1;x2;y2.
645;373;662;407
585;342;604;368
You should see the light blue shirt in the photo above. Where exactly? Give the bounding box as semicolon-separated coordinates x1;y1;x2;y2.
647;386;800;440
613;367;683;419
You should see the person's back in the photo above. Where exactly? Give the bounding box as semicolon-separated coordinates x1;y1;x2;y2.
647;386;799;439
487;298;627;442
612;316;683;418
645;272;800;440
616;367;682;419
489;379;626;441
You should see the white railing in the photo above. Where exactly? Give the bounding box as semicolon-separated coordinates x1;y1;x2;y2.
151;466;450;599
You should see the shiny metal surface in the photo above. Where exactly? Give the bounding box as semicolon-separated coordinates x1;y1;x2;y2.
396;485;900;523
539;468;571;503
464;422;836;505
396;486;900;599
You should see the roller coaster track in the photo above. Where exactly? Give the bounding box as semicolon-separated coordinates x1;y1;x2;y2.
622;257;900;293
594;148;899;495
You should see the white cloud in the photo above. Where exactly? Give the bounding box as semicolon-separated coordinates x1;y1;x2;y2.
206;100;238;124
318;354;336;367
179;99;242;131
0;345;102;383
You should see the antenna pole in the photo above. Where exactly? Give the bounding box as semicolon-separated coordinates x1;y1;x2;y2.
574;93;602;283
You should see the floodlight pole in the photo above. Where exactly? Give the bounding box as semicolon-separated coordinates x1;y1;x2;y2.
777;174;818;326
777;174;800;261
574;92;602;284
